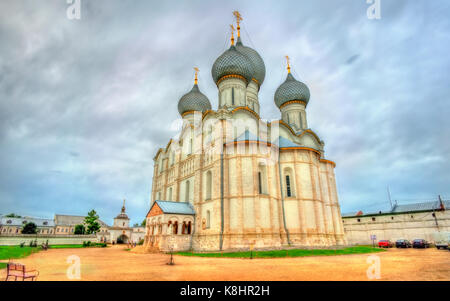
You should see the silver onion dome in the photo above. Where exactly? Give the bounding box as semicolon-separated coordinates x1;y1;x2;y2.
274;73;310;108
235;37;265;85
211;45;255;85
178;84;212;115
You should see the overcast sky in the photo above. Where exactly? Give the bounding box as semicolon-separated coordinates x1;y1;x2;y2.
0;0;449;225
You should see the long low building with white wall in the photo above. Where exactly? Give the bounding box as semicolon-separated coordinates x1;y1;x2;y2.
342;199;450;245
0;201;145;245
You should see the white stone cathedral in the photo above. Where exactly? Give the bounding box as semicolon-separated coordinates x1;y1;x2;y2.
144;13;347;252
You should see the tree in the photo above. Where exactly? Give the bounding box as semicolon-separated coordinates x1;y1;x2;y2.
84;210;101;234
22;222;37;234
74;224;86;235
141;219;146;227
5;213;21;218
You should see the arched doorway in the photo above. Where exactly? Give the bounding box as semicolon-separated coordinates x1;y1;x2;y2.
117;234;129;244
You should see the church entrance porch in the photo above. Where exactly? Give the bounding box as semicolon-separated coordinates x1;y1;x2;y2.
144;201;195;252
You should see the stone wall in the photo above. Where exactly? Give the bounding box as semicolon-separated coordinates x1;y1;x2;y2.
145;234;191;252
343;210;450;244
0;234;97;246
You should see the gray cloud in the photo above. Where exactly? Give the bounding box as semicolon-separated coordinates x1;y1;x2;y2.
0;0;449;224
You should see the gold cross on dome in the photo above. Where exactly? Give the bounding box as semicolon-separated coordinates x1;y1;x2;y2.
233;11;243;37
285;55;291;73
230;24;235;45
194;67;199;84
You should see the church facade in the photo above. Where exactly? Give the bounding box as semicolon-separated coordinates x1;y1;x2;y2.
144;14;347;252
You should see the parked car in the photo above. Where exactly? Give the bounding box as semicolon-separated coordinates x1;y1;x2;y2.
432;232;450;250
395;239;412;248
378;240;394;248
412;239;430;248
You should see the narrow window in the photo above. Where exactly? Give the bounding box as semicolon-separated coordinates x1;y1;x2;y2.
287;114;290;124
187;221;192;234
206;171;212;200
189;138;193;154
206;210;211;229
185;181;190;202
299;113;302;128
173;221;178;235
258;172;262;194
232;87;235;105
286;175;292;197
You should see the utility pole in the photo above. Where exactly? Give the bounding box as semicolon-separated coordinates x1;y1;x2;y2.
387;186;393;210
433;195;442;231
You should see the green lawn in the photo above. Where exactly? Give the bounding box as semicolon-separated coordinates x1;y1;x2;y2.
176;246;385;258
0;246;42;261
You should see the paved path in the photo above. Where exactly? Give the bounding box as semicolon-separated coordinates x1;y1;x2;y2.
1;246;449;281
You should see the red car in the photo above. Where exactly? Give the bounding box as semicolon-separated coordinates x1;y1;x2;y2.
378;240;394;248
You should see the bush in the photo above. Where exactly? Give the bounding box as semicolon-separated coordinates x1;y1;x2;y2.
22;222;37;234
74;224;86;235
138;239;144;246
20;242;25;248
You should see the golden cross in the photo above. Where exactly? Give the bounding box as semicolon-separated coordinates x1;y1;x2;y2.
194;67;199;84
285;55;291;73
230;24;235;45
233;11;243;37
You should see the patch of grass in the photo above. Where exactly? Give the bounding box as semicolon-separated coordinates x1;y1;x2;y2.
49;244;85;249
0;262;7;270
0;246;41;260
176;246;386;258
49;243;107;249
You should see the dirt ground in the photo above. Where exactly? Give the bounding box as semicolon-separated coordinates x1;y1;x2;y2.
1;245;449;281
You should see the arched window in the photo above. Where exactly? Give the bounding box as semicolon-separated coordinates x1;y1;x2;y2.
206;171;212;200
182;222;186;234
258;172;263;194
285;175;292;197
187;221;192;234
257;164;267;194
284;168;295;197
185;180;190;203
206;210;211;229
173;221;178;235
231;87;235;105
